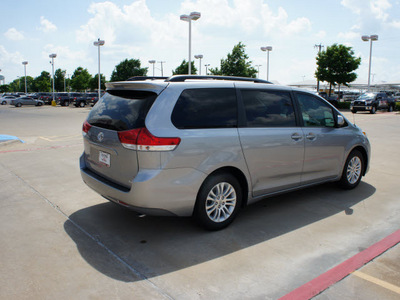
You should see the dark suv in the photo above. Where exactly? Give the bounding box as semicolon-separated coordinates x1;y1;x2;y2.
80;75;370;230
351;92;395;114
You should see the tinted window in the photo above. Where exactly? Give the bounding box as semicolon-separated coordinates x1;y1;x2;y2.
87;90;157;131
171;88;237;129
241;89;296;127
296;93;335;127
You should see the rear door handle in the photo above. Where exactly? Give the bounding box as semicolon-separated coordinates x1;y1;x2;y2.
291;133;303;141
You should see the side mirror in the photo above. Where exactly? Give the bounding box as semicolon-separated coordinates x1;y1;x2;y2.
337;115;345;127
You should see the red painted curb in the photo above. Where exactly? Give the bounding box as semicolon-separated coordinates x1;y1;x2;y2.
279;229;400;300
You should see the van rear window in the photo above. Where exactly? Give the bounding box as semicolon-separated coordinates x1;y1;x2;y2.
87;90;157;131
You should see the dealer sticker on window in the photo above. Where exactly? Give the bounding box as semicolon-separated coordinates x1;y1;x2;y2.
99;151;111;167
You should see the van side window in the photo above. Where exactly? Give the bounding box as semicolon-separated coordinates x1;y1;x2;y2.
171;88;237;129
240;90;296;127
296;93;335;127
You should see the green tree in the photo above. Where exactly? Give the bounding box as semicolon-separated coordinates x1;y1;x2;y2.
70;67;92;92
315;44;361;96
89;74;106;91
172;60;197;75
210;42;257;78
32;71;51;92
54;69;66;92
110;59;147;82
22;76;34;93
0;85;10;93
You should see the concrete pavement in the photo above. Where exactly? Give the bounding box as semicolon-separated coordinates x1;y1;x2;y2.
0;105;399;299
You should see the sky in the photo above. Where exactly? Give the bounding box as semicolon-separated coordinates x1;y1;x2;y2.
1;0;400;85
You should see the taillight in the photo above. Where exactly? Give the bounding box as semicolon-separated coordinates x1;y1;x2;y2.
118;127;180;151
82;120;92;137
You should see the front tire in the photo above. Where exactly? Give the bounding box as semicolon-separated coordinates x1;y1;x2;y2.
370;106;376;114
194;173;242;231
15;103;22;107
339;150;364;189
388;105;393;112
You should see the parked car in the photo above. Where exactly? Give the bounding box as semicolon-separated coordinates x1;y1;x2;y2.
11;97;44;107
1;95;18;105
318;92;338;107
80;75;371;230
74;93;97;107
351;92;395;114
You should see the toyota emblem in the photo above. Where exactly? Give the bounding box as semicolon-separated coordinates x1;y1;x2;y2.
97;132;104;142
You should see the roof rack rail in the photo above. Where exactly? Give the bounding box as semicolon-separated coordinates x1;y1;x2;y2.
165;75;272;84
126;76;169;81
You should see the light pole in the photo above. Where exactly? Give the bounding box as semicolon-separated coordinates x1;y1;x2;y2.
94;38;105;101
194;54;203;75
261;46;272;81
158;61;166;76
62;71;66;92
49;54;57;105
314;44;324;93
255;64;262;78
180;12;201;75
204;64;210;75
361;35;378;92
22;61;28;94
148;60;156;76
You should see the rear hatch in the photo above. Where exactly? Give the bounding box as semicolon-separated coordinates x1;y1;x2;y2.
82;82;167;189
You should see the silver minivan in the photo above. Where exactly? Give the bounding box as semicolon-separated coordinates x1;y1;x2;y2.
80;76;370;230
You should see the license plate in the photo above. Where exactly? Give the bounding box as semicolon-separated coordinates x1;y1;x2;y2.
99;151;111;167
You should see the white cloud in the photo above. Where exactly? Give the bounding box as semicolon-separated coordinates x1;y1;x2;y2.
0;45;24;64
315;30;327;39
338;31;360;40
39;16;57;33
4;28;24;41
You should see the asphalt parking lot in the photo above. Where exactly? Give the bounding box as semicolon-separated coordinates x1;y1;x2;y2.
0;105;399;299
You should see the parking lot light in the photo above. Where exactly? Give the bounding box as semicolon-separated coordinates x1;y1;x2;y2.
148;60;156;76
22;61;28;94
93;38;105;102
362;35;378;92
261;46;272;81
204;64;210;75
194;54;203;75
180;12;201;75
49;54;57;105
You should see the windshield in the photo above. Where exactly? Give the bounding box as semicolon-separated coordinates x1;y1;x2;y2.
356;93;376;101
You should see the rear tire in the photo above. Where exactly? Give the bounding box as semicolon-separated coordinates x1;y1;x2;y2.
1;101;6;105
79;101;86;107
194;173;242;231
388;105;393;112
16;103;22;107
339;150;364;189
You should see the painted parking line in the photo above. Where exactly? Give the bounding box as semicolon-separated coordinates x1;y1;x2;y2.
0;143;81;154
352;271;400;295
39;134;81;142
279;229;400;300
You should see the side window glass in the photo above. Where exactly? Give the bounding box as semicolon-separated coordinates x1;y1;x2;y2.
240;90;296;127
296;93;335;128
171;88;237;129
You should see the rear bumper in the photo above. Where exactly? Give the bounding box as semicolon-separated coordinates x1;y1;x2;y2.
80;154;206;217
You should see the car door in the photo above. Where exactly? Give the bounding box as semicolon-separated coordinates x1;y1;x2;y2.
238;89;304;196
295;92;349;184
